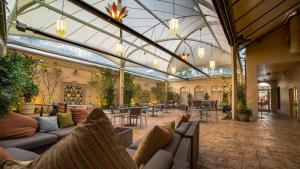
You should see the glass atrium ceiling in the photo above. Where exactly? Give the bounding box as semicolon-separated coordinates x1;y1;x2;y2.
6;0;232;80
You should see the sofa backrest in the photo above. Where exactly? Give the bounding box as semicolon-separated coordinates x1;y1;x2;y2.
162;133;181;156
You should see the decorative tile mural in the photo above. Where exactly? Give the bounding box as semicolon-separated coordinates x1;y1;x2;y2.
64;85;83;104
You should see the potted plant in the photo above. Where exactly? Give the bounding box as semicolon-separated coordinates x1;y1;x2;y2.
187;93;193;106
0;54;37;117
238;107;252;122
204;92;210;100
21;81;39;115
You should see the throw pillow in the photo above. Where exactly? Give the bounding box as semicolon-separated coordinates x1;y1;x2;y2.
38;116;59;132
70;108;89;125
176;114;191;128
161;121;175;133
0;147;14;163
0;112;38;140
133;125;173;167
57;112;74;128
23;108;137;169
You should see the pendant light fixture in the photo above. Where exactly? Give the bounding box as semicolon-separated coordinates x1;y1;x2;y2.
169;0;179;35
198;29;205;59
106;0;128;21
171;66;176;74
209;45;216;70
153;57;159;68
106;0;128;57
115;42;123;56
56;0;67;36
180;43;189;60
152;1;159;68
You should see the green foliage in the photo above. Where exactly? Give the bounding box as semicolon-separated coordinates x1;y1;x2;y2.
238;108;253;116
222;91;229;105
151;82;164;103
37;63;62;104
204;92;210;100
89;68;117;108
173;93;180;103
132;84;142;103
140;90;151;103
23;82;39;102
226;111;232;119
187;93;193;106
167;91;174;101
0;54;38;117
124;73;134;105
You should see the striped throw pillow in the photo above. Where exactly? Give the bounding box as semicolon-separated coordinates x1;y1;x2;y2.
26;108;137;169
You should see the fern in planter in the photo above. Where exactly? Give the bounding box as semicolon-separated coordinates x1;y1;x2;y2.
0;54;37;117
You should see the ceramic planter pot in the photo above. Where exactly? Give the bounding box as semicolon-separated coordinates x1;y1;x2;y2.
21;102;35;115
238;113;250;122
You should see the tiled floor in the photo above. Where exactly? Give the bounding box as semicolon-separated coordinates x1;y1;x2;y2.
126;111;300;169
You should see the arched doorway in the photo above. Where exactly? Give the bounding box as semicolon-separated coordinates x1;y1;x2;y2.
180;87;189;104
194;86;205;100
211;85;223;105
258;82;271;112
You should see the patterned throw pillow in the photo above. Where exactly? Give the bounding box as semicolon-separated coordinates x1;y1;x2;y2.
57;112;74;128
133;125;173;167
38;116;59;133
70;108;89;125
22;108;137;169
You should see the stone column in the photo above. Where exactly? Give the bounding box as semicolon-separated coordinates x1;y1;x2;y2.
0;0;7;55
231;45;238;120
119;62;125;106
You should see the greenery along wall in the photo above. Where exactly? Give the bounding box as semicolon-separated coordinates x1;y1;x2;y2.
89;68;117;108
0;54;39;117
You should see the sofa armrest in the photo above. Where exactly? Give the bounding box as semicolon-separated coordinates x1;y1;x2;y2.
184;121;199;138
143;150;173;169
175;122;191;135
128;138;142;150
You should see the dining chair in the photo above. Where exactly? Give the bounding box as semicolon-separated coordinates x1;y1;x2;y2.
110;106;126;126
128;107;142;128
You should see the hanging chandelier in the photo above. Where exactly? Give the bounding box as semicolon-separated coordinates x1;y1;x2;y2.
198;29;205;59
169;0;179;35
115;43;123;56
56;0;67;36
106;0;128;21
169;18;179;35
180;52;190;60
171;67;176;74
209;60;215;70
209;45;216;70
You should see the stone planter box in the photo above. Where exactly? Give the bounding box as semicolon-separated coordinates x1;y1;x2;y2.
115;127;133;148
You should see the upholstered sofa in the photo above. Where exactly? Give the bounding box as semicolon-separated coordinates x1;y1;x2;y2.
0;121;199;169
127;120;199;169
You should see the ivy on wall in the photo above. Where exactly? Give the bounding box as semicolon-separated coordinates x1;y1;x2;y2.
89;68;117;108
151;82;164;104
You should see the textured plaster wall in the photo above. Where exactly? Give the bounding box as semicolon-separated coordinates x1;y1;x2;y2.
246;25;300;120
168;77;231;98
277;65;300;117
